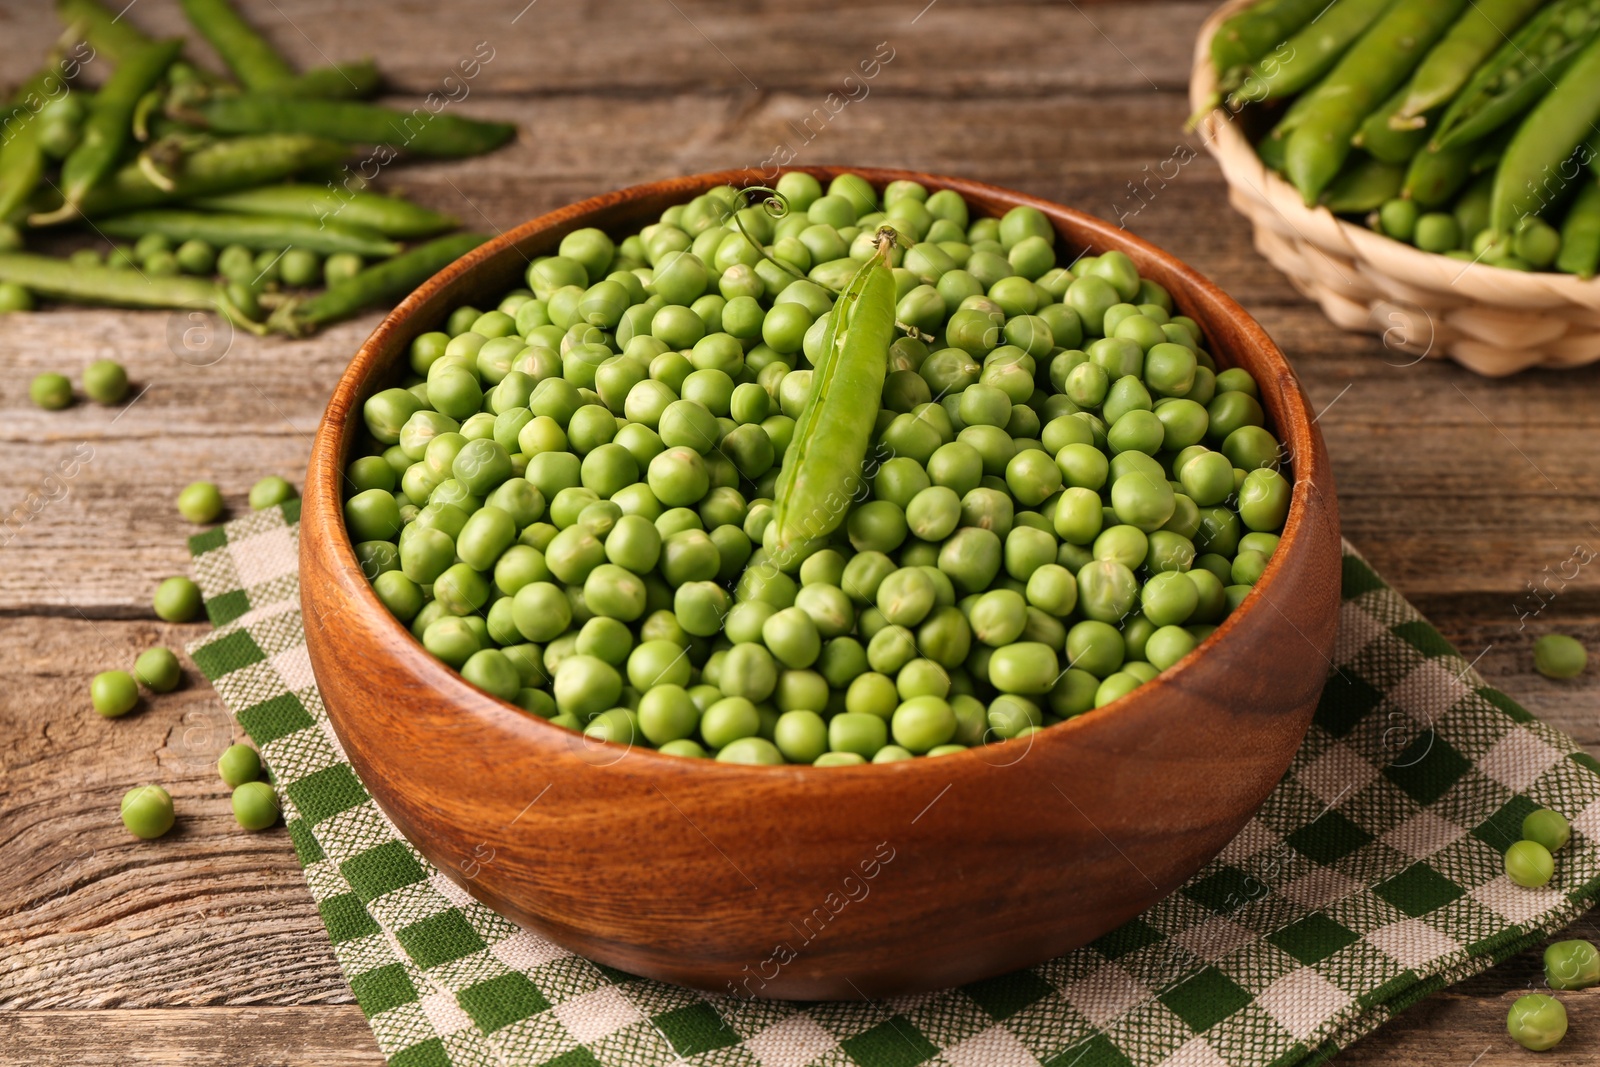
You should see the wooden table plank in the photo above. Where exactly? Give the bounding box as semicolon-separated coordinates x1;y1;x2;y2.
0;1;1201;97
2;1;1597;1063
0;1008;383;1065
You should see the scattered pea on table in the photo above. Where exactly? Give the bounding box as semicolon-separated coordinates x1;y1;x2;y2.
219;743;263;788
1506;993;1566;1052
231;781;280;830
82;359;129;405
120;784;175;840
249;475;298;510
177;480;225;524
133;647;182;693
91;670;140;718
30;372;73;410
1534;634;1587;679
153;576;204;623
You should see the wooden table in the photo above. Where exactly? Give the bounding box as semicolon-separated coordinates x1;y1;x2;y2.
1;1;1596;1062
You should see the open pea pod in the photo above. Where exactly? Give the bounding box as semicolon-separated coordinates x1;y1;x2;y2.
769;228;899;564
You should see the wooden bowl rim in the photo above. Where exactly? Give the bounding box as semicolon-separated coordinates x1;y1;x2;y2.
308;165;1333;777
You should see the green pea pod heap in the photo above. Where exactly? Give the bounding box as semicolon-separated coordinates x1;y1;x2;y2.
770;228;899;561
1283;0;1467;204
0;0;514;334
36;36;184;223
1222;0;1600;273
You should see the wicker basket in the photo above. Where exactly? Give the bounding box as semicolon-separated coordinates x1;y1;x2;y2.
1190;0;1600;376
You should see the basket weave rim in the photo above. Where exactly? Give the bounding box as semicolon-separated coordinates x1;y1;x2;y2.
1187;0;1600;305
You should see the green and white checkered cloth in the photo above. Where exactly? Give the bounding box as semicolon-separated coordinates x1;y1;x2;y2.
187;502;1600;1067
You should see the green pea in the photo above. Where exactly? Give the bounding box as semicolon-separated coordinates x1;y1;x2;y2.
1505;839;1554;888
121;784;175;839
891;696;956;753
132;646;182;693
153;576;203;623
987;642;1058;695
1507;994;1566;1051
1522;809;1571;853
1544;940;1600;991
224;779;279;834
91;670;139;718
1534;634;1587;679
216;743;261;788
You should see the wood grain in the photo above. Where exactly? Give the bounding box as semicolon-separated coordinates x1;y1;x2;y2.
0;0;1595;1058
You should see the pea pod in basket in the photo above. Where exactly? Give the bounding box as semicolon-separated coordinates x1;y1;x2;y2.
1209;0;1329;86
1394;0;1545;125
1490;33;1600;236
1284;0;1467;204
1433;0;1600;150
769;227;900;564
1227;0;1390;105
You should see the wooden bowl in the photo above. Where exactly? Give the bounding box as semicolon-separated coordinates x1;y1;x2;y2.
301;167;1342;1000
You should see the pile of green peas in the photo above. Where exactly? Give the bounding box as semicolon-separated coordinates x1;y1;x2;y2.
344;172;1295;765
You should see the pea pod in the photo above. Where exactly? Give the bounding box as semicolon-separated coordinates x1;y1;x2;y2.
1395;0;1544;123
1557;182;1600;279
36;36;184;224
94;209;402;257
1228;0;1391;105
1320;155;1403;214
55;0;156;63
185;94;516;159
31;133;349;221
1352;86;1425;165
1434;0;1600;150
1210;0;1329;83
273;61;382;101
0;251;263;330
1490;34;1600;235
0;125;45;225
0;63;73;223
268;232;489;336
194;183;457;237
178;0;296;90
1284;0;1466;204
1403;128;1506;209
770;228;898;562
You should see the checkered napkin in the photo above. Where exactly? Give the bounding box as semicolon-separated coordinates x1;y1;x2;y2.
186;502;1600;1067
